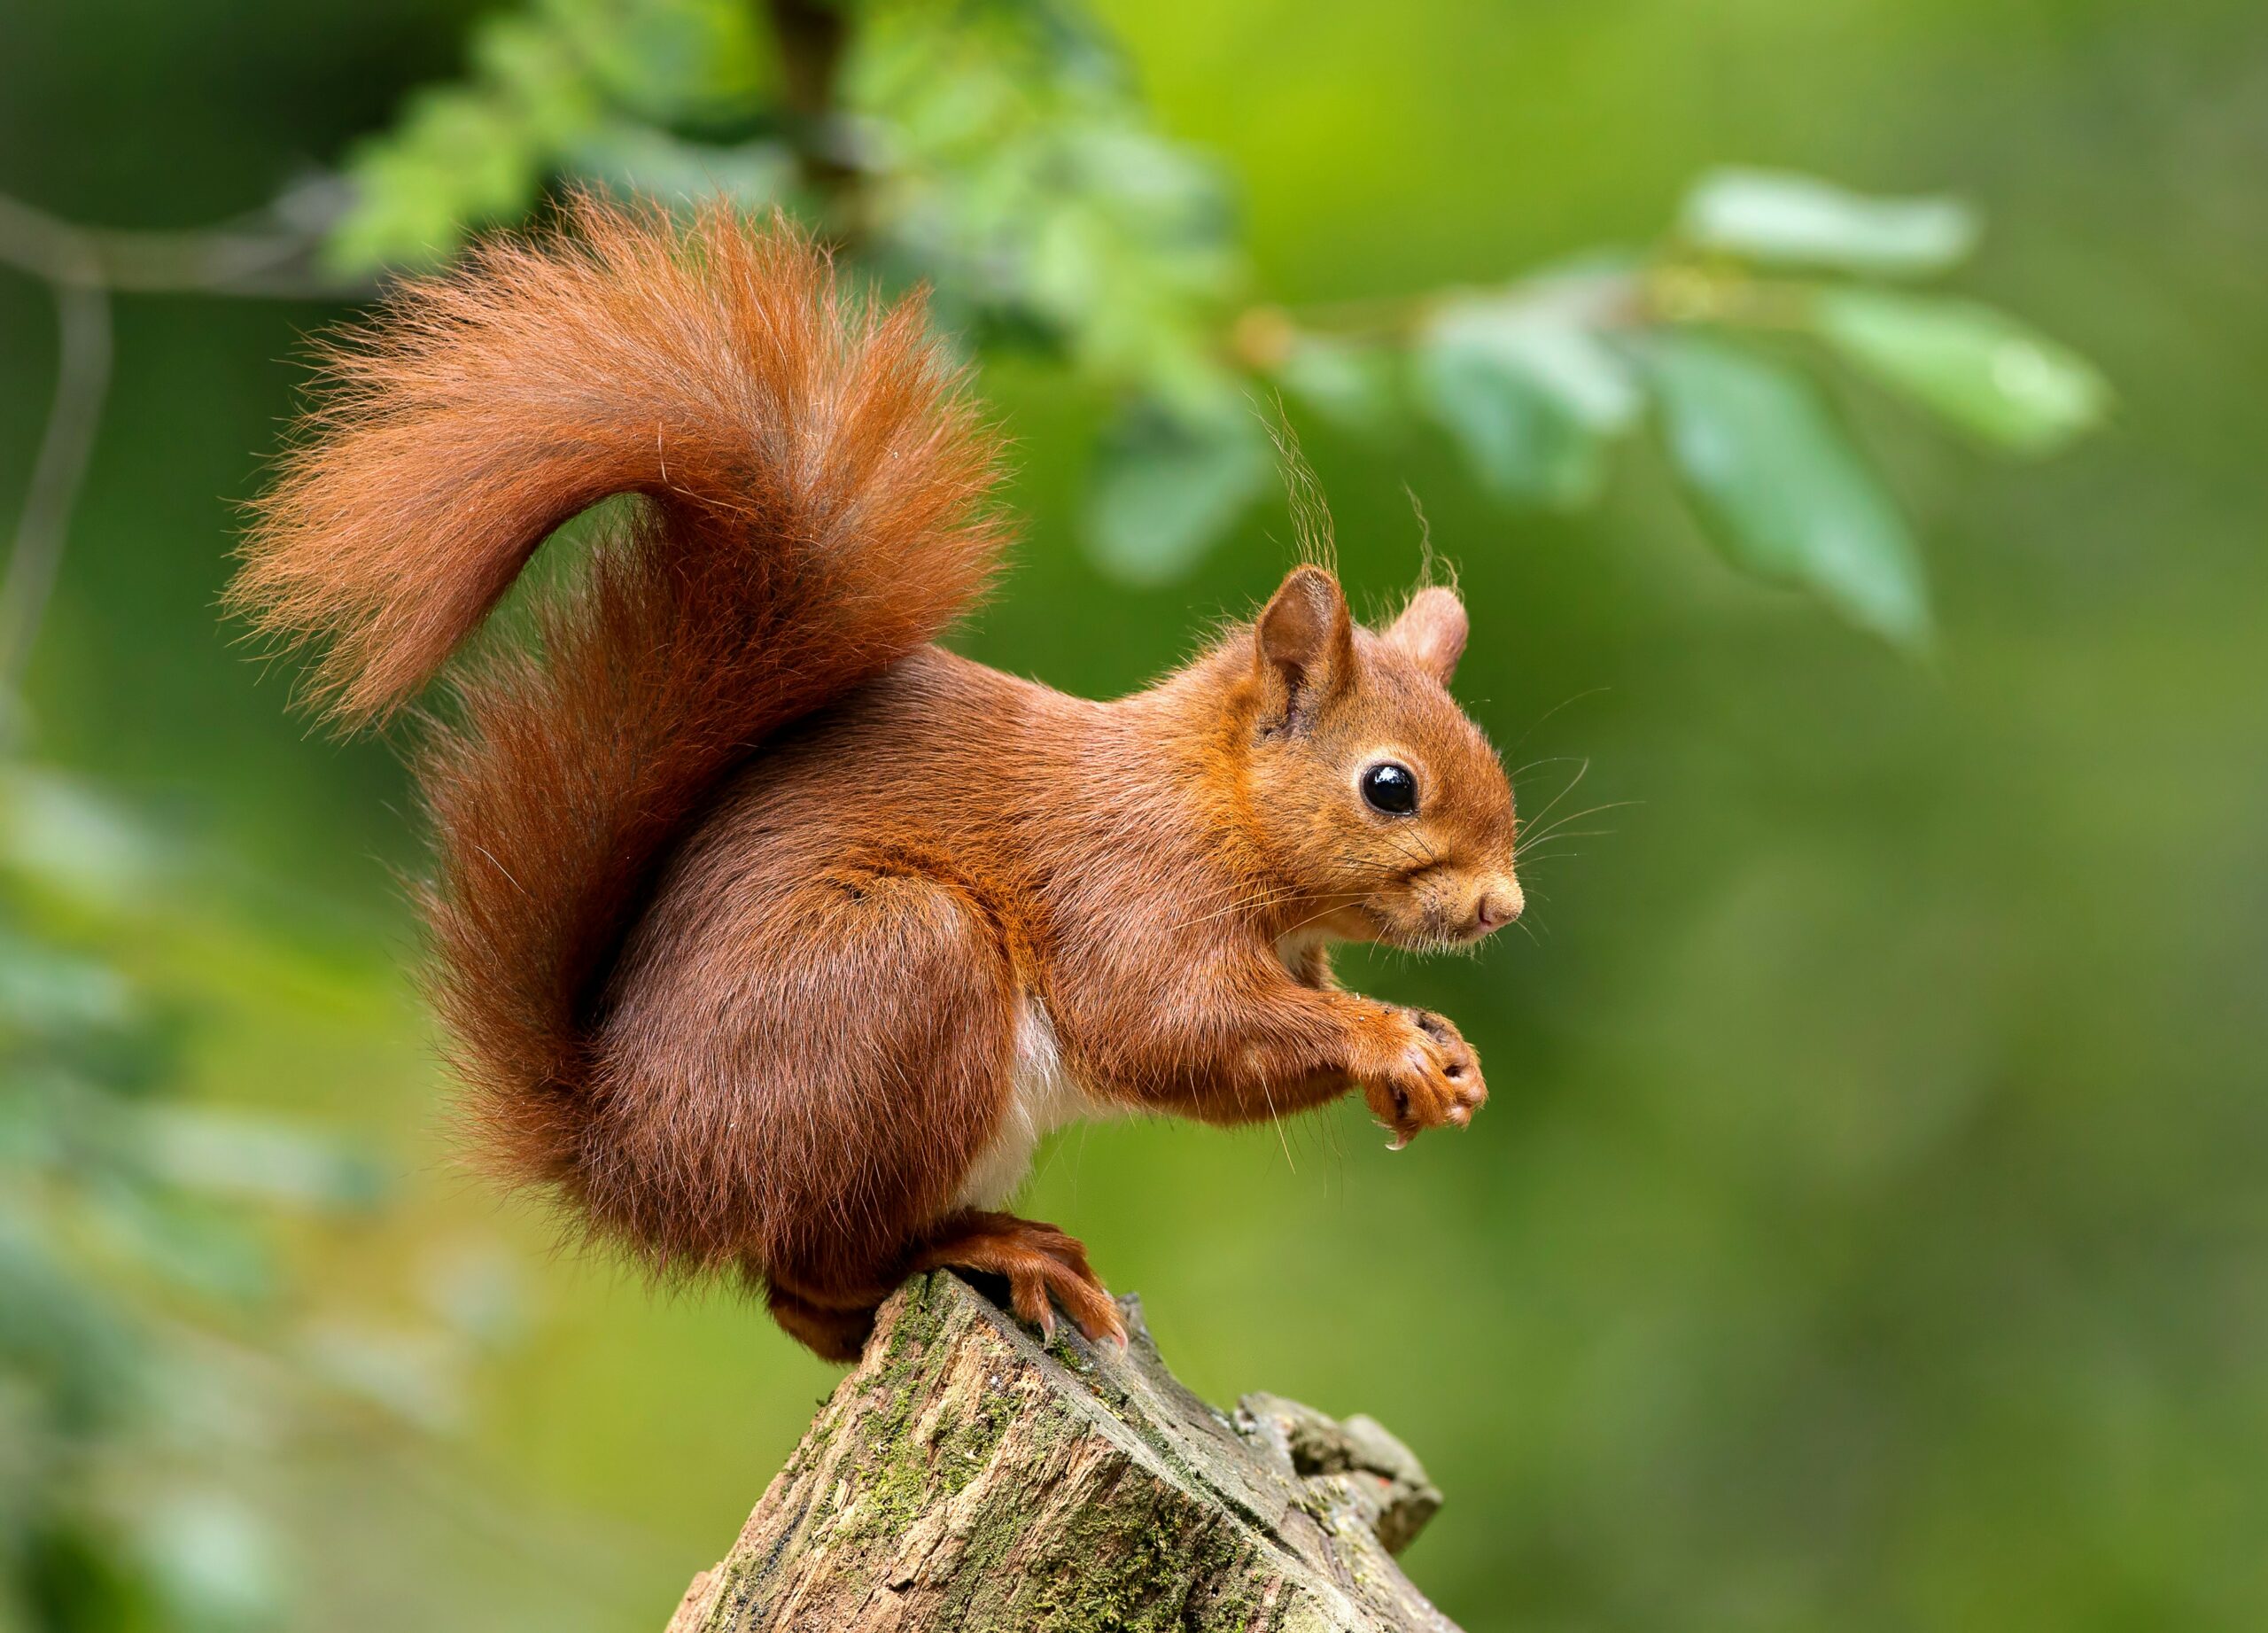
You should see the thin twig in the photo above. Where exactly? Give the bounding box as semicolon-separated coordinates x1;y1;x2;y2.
0;186;368;690
0;187;360;299
0;245;110;688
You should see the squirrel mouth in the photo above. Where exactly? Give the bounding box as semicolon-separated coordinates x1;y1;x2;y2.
1359;903;1464;954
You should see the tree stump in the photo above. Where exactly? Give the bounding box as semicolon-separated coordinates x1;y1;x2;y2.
666;1270;1464;1632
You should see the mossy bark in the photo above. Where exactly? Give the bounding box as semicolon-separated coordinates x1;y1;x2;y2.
666;1271;1462;1632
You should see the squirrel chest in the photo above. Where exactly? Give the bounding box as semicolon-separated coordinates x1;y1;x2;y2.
954;1001;1122;1209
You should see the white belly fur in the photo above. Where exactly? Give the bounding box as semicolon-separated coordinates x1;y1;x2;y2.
953;1000;1120;1210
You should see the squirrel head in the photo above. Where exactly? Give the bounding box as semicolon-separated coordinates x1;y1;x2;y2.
1238;565;1522;953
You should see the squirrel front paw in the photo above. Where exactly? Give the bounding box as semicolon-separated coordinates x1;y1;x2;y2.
1360;1007;1487;1149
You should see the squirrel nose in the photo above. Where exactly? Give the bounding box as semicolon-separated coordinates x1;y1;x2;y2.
1471;882;1525;935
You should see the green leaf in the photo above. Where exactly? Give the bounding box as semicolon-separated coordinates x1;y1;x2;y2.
89;1188;277;1306
551;0;774;121
1415;299;1637;507
1682;168;1979;278
1;766;164;912
564;125;796;211
470;13;596;147
1812;288;2109;455
0;928;136;1036
1270;337;1396;433
0;1220;140;1421
328;86;545;271
1084;400;1271;584
136;1495;284;1631
1642;334;1932;651
139;1108;386;1213
849;0;1242;401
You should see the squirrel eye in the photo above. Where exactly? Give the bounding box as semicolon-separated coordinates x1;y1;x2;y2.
1360;762;1418;816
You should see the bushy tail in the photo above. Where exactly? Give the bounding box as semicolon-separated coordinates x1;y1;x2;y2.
230;196;1006;1192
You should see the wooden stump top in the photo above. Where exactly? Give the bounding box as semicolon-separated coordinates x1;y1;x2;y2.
669;1271;1461;1632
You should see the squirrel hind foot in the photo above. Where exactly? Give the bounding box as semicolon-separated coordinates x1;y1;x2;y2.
914;1210;1128;1351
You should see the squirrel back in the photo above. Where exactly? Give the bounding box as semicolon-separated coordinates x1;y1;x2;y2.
229;198;1007;1194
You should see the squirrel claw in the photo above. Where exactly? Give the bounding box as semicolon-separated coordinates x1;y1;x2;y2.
916;1211;1125;1352
1363;1007;1486;1147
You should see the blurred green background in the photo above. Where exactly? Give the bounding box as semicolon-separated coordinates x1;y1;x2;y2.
4;1;2264;1629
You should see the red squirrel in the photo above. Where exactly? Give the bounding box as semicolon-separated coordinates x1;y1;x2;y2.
230;198;1524;1360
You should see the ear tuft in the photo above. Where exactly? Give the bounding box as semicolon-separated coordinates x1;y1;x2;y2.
1255;564;1353;726
1385;586;1469;684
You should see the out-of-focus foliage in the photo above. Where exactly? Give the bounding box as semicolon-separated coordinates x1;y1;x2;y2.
0;761;541;1633
323;0;2107;647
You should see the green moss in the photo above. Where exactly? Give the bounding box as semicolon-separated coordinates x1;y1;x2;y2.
833;1277;1026;1544
955;1481;1271;1633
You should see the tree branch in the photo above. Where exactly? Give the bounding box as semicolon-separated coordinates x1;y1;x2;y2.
761;0;864;243
0;236;109;691
0;187;362;299
0;186;369;688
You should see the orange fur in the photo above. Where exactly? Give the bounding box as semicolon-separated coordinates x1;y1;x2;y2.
232;198;1524;1361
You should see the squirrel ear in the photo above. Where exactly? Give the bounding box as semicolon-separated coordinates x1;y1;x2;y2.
1384;586;1469;684
1255;565;1354;727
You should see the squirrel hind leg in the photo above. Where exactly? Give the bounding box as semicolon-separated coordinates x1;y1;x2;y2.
763;1279;878;1362
607;859;1021;1349
913;1210;1128;1351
